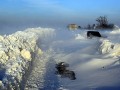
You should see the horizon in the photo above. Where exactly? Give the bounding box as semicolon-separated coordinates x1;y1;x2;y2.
0;0;120;34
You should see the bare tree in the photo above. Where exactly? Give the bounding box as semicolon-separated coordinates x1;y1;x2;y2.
96;16;108;28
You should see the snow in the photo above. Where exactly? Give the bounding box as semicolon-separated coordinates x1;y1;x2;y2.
0;26;120;90
0;27;55;90
99;39;114;54
99;29;120;58
21;49;31;60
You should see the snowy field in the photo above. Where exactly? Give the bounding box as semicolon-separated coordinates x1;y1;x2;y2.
0;26;120;90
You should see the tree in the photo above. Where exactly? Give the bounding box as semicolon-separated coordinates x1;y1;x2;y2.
96;16;109;28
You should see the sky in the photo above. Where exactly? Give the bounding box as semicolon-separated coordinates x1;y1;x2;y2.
0;0;120;32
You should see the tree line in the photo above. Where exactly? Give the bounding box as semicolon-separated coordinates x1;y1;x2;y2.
84;16;114;29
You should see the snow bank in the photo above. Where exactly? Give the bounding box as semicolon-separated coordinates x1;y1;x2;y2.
0;27;55;90
75;33;85;40
100;39;120;57
99;39;114;54
99;29;120;57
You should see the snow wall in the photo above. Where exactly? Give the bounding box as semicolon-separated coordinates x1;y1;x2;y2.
0;27;55;90
99;29;120;58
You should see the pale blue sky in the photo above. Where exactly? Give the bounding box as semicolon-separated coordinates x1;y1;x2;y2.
0;0;120;28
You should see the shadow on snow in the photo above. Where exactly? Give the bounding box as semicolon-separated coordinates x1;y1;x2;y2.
40;57;60;90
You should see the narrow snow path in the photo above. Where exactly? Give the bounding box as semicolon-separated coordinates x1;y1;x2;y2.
25;48;60;90
25;52;47;90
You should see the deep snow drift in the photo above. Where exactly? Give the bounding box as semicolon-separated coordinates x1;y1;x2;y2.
0;27;120;90
0;27;55;90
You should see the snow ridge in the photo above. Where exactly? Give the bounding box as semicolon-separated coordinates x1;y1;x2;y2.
0;27;55;90
99;29;120;57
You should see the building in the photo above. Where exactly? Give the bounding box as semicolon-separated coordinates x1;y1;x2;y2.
68;24;78;30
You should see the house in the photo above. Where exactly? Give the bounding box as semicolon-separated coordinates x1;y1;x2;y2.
68;24;78;30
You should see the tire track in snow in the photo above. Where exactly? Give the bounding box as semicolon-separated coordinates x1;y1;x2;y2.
25;49;60;90
42;57;60;90
25;52;47;90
